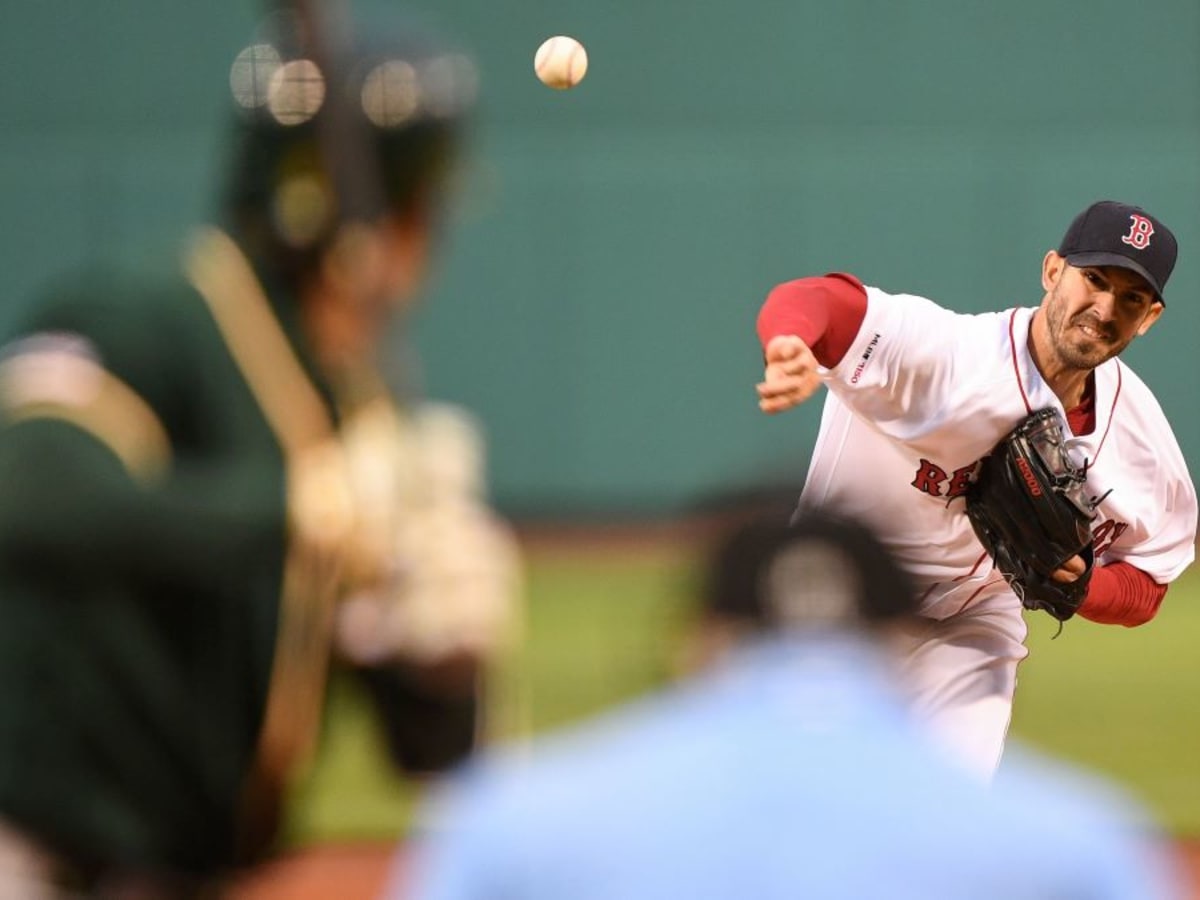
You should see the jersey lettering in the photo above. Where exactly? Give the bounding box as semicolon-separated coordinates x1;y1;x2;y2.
1092;518;1129;557
1120;214;1154;250
911;459;949;497
944;464;977;499
911;460;978;500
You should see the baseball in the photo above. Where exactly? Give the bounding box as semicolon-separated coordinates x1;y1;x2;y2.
534;35;588;90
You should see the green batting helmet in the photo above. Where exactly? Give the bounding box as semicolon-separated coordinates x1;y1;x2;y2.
222;9;476;280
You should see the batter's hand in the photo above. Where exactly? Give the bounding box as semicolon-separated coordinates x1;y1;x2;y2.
757;335;821;414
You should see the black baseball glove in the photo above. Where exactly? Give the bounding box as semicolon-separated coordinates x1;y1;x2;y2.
965;407;1104;623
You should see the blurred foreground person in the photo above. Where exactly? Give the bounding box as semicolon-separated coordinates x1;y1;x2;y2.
402;505;1182;900
0;9;516;898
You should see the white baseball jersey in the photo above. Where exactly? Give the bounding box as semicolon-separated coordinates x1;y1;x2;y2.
795;285;1197;776
800;285;1196;620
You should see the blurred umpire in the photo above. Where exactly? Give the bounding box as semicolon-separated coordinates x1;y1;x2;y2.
0;7;517;897
405;503;1184;900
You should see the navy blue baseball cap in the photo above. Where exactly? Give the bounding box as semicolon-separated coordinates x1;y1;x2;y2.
1057;200;1177;304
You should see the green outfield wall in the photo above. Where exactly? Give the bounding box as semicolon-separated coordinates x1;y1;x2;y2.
3;1;1197;516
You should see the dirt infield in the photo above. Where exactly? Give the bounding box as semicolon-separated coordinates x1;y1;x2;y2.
226;843;403;899
1181;842;1200;898
228;840;1200;898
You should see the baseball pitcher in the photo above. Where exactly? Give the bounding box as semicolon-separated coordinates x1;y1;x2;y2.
755;200;1196;776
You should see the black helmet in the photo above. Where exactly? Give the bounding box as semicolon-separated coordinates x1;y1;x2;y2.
222;10;476;281
703;504;919;630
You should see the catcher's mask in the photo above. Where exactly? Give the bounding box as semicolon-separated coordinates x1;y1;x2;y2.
221;10;476;285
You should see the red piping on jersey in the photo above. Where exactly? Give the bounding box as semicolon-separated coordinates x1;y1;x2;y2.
917;584;938;606
1008;310;1033;415
962;550;991;579
1089;361;1122;464
916;551;994;607
951;575;1006;617
1009;310;1122;456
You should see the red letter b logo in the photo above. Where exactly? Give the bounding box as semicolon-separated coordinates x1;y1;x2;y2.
1121;214;1154;250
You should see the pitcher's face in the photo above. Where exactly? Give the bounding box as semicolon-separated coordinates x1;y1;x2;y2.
1040;253;1162;370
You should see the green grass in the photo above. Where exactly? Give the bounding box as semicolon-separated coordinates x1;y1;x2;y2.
507;547;698;732
284;542;1200;844
283;542;698;846
1011;564;1200;834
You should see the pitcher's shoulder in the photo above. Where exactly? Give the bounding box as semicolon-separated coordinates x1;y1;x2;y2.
1105;358;1175;426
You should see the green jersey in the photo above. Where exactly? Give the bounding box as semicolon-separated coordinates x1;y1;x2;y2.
0;229;478;882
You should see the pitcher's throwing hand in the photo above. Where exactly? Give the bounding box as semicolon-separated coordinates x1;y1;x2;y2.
758;335;821;414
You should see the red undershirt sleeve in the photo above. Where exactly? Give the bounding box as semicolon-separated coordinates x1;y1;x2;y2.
1067;383;1159;628
1078;561;1167;627
756;273;869;369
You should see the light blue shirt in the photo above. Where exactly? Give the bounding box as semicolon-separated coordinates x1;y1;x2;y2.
402;634;1183;900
